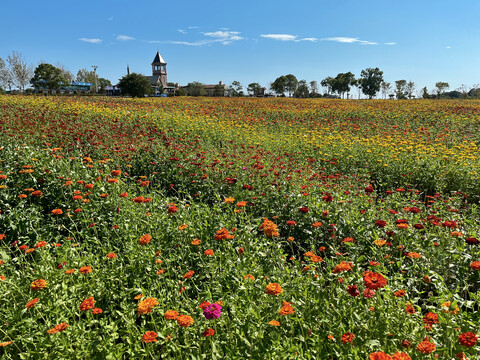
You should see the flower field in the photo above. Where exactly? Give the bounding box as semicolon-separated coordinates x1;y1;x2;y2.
1;95;480;359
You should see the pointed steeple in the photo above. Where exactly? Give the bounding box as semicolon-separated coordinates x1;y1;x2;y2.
152;51;166;65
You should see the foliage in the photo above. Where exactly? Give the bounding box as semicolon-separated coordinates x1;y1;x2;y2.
187;81;207;96
6;51;33;91
435;82;450;98
359;67;384;99
230;81;243;97
247;82;262;96
1;96;480;359
118;73;153;97
31;63;70;92
293;80;309;98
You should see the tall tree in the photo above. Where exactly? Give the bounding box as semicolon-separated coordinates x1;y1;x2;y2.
435;82;449;98
186;81;206;96
294;80;309;98
284;74;298;97
230;81;243;96
309;80;318;97
332;72;355;98
380;81;391;99
7;51;33;91
321;77;334;96
0;57;13;91
118;73;153;97
421;86;430;99
406;81;415;99
358;68;383;99
55;62;74;84
247;82;262;96
76;68;96;83
271;75;287;96
394;80;407;99
97;77;112;93
31;63;69;93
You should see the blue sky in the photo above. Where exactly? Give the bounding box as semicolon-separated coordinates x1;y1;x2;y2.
1;0;479;95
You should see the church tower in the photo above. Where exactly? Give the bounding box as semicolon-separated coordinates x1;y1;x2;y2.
152;51;167;87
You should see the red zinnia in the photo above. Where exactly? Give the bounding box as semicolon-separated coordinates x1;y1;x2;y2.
341;332;355;343
363;271;387;290
458;332;478;348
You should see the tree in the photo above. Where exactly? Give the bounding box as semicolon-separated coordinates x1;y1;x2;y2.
294;80;309;98
76;68;97;83
7;51;33;91
55;63;74;84
213;84;224;97
421;86;430;99
380;81;391;99
230;81;243;96
309;80;319;97
395;80;407;99
271;75;287;96
31;63;69;93
435;82;449;98
332;72;355;98
247;82;262;96
186;81;206;96
358;68;383;99
284;74;298;97
406;81;415;99
97;78;112;93
0;57;13;91
118;73;153;97
321;77;334;95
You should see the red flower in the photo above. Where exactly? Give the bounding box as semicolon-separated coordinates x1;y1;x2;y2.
287;220;296;226
375;220;387;228
341;332;355;343
458;332;478;348
369;352;391;360
417;337;436;354
346;285;360;297
203;328;215;337
363;271;387;290
298;207;309;213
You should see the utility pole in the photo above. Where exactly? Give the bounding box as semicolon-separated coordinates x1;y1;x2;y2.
92;65;98;93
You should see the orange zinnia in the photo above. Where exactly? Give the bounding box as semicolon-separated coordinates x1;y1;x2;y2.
26;298;39;309
265;283;283;295
176;315;194;327
137;297;159;315
142;331;158;343
51;209;63;215
30;279;47;291
47;322;69;334
138;234;152;245
164;310;179;320
80;297;95;311
79;266;92;274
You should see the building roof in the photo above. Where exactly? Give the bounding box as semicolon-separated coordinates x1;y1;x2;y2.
152;51;166;65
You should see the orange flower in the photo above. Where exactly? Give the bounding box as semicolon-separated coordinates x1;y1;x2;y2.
363;271;387;290
92;308;103;314
176;315;194;327
26;298;39;309
134;294;144;300
178;224;188;231
279;301;295;315
142;331;158;343
191;238;201;245
470;261;480;270
261;218;279;238
405;303;416;314
224;197;235;204
341;332;355;343
184;270;195;279
79;266;92;274
106;252;116;259
417;337;436;354
265;283;283;295
51;209;63;215
269;320;280;326
396;223;409;229
369;352;392;360
47;322;69;334
214;228;234;240
164;310;179;320
111;170;122;177
244;274;255;281
34;241;47;248
139;234;152;245
64;269;75;275
391;352;411;360
394;290;406;297
204;249;214;256
156;269;165;275
332;261;353;273
458;332;478;348
0;341;12;347
137;297;159;315
406;252;421;259
312;221;322;227
30;279;47;291
80;297;95;311
31;190;43;197
236;201;248;208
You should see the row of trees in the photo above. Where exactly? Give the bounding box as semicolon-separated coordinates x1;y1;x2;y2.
0;51;111;94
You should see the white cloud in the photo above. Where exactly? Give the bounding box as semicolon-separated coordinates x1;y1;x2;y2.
446;46;451;49
107;16;113;21
261;34;298;41
384;42;396;45
178;29;187;34
166;30;243;46
116;35;135;41
79;38;102;44
322;37;378;45
301;37;318;42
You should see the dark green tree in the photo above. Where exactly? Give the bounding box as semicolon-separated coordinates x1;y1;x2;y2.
421;86;430;99
247;82;262;96
271;75;287;95
230;81;243;96
321;76;335;95
294;80;309;98
97;77;112;93
358;67;383;99
31;63;69;93
118;72;153;97
435;82;449;98
406;81;415;99
284;74;298;97
309;80;319;97
332;72;355;98
187;82;206;96
213;84;224;97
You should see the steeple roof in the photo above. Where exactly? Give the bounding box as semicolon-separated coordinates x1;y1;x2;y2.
152;51;166;65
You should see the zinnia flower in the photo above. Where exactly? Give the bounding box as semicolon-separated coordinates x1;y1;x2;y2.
363;271;387;290
203;328;215;337
279;301;295;315
332;261;353;273
47;322;69;334
138;234;152;245
30;279;47;291
164;310;179;320
26;298;39;309
51;209;63;215
80;297;95;311
458;332;478;348
142;331;158;343
417;337;436;354
203;303;222;320
137;298;159;315
79;266;92;274
341;332;355;343
265;283;283;295
176;315;194;327
392;352;411;360
369;352;391;360
184;270;194;279
269;320;280;326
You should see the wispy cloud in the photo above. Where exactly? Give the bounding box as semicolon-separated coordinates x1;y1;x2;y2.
79;38;102;44
322;37;378;45
178;29;187;34
384;42;396;45
163;30;243;46
107;16;113;21
260;34;318;42
117;35;135;41
446;46;451;49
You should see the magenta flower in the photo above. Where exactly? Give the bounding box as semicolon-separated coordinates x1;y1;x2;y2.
203;303;222;320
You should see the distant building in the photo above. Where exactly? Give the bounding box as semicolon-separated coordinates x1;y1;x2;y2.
204;81;227;96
